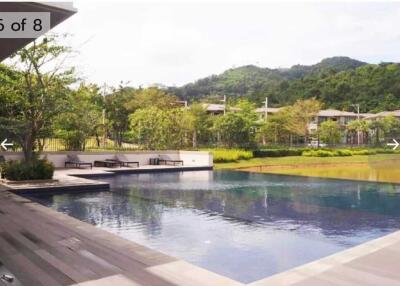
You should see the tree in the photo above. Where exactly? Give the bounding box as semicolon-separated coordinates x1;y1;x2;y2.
285;99;321;144
0;34;75;162
55;83;102;150
105;85;135;147
126;87;178;111
185;103;211;148
319;120;341;146
381;115;400;141
369;116;400;146
346;119;370;146
259;99;321;146
369;119;385;146
260;111;293;145
129;107;186;150
234;99;258;123
213;112;255;148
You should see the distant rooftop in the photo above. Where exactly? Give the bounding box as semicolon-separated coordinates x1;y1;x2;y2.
364;110;400;120
255;107;362;117
202;103;240;112
318;109;359;117
255;107;281;113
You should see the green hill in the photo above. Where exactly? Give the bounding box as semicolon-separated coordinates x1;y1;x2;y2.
170;57;366;101
170;57;400;112
278;57;367;79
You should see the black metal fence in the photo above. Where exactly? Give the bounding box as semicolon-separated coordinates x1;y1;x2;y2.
3;138;140;152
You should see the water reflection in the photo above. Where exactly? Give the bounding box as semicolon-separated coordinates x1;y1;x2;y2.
29;170;400;283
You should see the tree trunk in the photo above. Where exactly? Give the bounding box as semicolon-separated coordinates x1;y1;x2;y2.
95;133;100;147
262;134;266;145
37;138;45;152
192;130;197;148
23;131;35;162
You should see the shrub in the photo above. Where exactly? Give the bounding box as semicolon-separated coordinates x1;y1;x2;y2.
302;150;335;157
1;159;55;181
334;149;353;156
210;149;253;163
351;149;377;155
375;148;396;154
253;148;309;157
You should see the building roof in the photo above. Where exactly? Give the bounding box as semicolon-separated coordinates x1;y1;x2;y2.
364;110;400;120
203;104;224;112
202;104;240;112
317;109;359;117
360;113;374;118
255;107;282;113
255;107;362;117
0;2;77;62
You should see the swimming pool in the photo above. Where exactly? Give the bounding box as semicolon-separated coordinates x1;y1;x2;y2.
28;170;400;283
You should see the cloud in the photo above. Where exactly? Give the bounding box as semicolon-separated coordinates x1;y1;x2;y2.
52;1;400;87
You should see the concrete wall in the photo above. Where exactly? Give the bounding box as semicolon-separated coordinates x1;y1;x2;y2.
0;151;213;169
179;151;213;166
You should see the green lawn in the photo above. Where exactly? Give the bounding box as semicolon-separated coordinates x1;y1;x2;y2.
214;155;372;169
215;154;400;184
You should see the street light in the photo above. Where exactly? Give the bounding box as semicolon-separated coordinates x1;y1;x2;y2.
351;103;361;146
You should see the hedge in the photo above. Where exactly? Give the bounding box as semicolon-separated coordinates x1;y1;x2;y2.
0;159;54;181
253;148;310;158
210;149;254;163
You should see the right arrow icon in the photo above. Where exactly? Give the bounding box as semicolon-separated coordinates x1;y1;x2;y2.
387;139;399;150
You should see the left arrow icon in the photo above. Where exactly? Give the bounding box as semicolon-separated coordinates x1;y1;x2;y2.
1;139;13;151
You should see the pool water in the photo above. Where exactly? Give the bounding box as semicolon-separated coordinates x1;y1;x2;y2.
28;171;400;283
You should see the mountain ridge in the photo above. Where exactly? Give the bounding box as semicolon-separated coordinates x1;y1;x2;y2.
170;56;367;102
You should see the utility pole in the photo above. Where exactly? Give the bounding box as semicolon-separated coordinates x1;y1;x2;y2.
262;97;268;145
220;95;226;115
352;103;361;146
357;104;360;146
263;97;268;121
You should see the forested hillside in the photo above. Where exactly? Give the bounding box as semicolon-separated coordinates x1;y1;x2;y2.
170;57;400;112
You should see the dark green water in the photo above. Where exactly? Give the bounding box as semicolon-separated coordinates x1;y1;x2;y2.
28;171;400;283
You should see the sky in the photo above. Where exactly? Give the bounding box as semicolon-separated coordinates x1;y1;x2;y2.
50;0;400;87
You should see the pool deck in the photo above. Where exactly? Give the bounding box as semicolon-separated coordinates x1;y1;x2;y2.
1;166;400;285
2;164;213;194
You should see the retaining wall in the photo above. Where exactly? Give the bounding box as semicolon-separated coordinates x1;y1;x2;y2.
1;151;213;168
